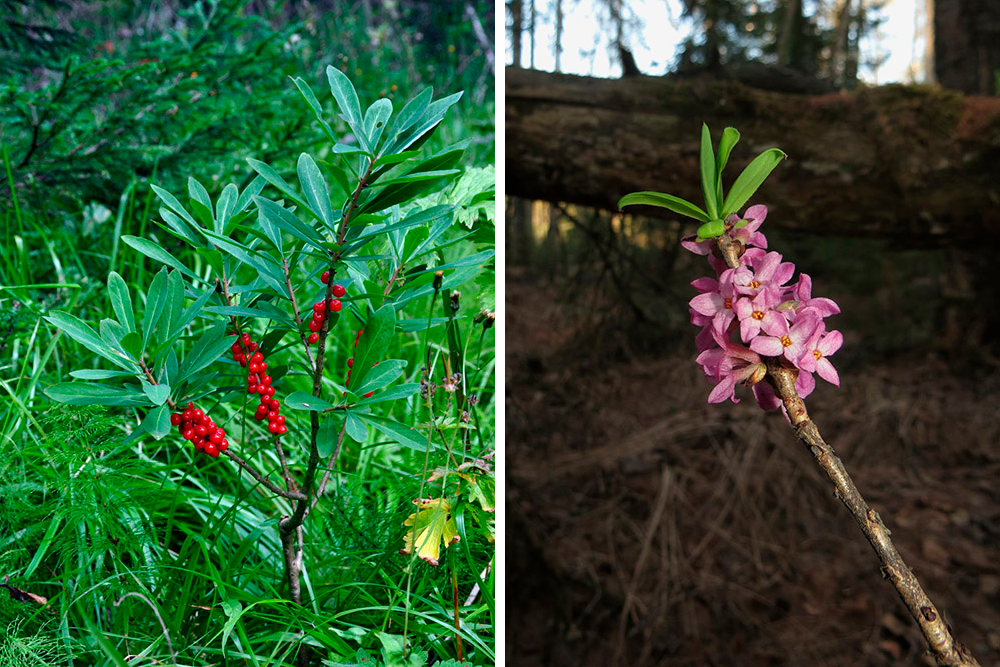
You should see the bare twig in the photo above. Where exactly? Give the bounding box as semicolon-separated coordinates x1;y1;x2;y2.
713;236;980;667
223;450;306;501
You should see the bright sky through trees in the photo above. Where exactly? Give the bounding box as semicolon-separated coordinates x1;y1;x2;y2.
508;0;923;85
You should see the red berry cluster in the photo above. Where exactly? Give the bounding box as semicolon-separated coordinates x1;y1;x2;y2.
345;328;375;398
308;273;346;345
171;402;228;458
229;332;287;436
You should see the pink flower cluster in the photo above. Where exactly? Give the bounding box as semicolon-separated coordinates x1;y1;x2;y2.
683;205;842;410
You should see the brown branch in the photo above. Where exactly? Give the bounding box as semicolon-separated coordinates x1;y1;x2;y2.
713;237;980;667
222;450;306;501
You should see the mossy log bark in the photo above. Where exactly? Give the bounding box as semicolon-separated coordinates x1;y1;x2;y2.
505;66;1000;242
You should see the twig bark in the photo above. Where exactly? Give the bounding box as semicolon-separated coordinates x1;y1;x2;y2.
714;235;980;667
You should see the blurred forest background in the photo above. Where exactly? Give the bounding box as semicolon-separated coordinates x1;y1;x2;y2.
1;1;494;665
505;0;1000;665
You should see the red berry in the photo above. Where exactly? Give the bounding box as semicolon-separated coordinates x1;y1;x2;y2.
309;319;322;332
182;409;193;420
261;375;272;386
248;342;257;351
210;430;224;444
187;401;194;409
268;422;280;434
170;413;181;426
219;439;229;451
182;428;195;440
192;409;204;420
308;333;319;344
249;362;261;373
274;415;286;425
363;391;373;398
195;425;208;437
205;443;219;458
266;410;278;421
313;301;325;313
263;386;276;398
321;271;330;284
247;383;258;394
230;342;243;354
257;385;268;395
330;299;342;312
268;399;280;411
241;333;251;343
194;439;206;452
347;358;353;368
332;284;346;297
259;362;267;373
276;425;287;434
234;353;246;365
250;352;263;364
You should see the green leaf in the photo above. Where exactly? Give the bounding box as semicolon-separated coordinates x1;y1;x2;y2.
355;382;420;405
291;76;337;145
721;147;787;217
317;416;341;458
700;123;719;220
297;153;337;229
122;236;198;280
45;311;134;370
326;65;365;145
142;268;169;353
46;382;149;406
176;321;230;384
144;404;173;439
617;192;710;222
107;271;136;333
355;412;436;451
284;391;337;411
162;269;185;338
69;369;134;380
215;183;239;228
142;381;170;406
351;305;396;392
716;127;740;185
345;411;368;442
151;184;196;226
696;219;726;241
254;196;328;251
352;359;406;397
201;229;285;285
365;97;393;151
246;159;311;213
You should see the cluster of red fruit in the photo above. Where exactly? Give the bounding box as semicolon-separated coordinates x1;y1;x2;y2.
345;328;375;399
229;331;287;436
307;272;346;345
171;402;228;458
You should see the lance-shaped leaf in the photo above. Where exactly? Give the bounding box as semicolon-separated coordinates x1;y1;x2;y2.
176;321;231;384
350;305;396;392
122;236;198;280
399;498;460;567
141;268;170;353
254;196;327;251
284;391;337;412
617;192;711;222
292;76;338;145
352;359;406;397
107;271;136;333
44;311;135;370
716;127;740;203
700;123;719;220
246;159;311;213
297;153;337;229
46;382;149;406
327;65;367;150
143;403;173;438
364;97;393;152
721;147;787;218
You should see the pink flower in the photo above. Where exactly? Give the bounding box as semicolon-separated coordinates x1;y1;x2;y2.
734;289;789;343
731;204;768;249
800;327;843;386
698;329;766;404
734;251;795;297
689;270;739;334
793;274;841;317
749;310;820;368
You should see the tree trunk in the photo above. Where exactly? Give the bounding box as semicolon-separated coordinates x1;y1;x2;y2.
505;66;1000;242
934;0;1000;95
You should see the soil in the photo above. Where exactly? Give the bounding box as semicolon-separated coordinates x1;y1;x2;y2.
506;267;1000;667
